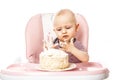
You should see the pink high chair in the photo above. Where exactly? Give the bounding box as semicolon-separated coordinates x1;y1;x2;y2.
0;13;109;80
26;13;89;63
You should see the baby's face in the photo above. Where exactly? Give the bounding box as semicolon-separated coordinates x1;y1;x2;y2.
54;14;78;42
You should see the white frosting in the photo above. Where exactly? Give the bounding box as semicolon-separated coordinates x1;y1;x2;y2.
41;49;68;57
39;49;69;69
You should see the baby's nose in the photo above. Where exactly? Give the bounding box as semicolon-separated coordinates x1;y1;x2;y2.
62;29;67;33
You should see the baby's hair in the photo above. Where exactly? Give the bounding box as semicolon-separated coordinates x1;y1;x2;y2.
57;9;74;16
54;9;77;23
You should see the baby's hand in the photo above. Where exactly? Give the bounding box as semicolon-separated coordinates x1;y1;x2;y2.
60;38;74;52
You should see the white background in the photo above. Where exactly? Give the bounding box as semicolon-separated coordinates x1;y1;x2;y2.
0;0;120;80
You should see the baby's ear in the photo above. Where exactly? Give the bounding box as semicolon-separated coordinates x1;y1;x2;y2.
76;24;79;31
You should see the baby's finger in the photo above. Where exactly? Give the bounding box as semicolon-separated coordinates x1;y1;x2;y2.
52;43;58;48
70;38;74;44
59;48;66;52
60;42;67;48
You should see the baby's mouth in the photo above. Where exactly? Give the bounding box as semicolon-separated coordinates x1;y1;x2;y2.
62;35;70;42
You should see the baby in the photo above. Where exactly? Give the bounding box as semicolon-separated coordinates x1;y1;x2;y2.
45;9;89;63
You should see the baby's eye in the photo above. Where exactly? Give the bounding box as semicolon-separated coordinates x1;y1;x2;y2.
56;28;61;31
66;26;72;29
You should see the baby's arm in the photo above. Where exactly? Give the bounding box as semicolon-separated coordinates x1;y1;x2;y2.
61;38;89;62
69;45;89;62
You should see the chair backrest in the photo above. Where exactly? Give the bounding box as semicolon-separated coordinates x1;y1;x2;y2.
25;13;89;63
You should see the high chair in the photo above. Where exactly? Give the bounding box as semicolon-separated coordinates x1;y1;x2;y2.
0;13;109;80
25;13;89;63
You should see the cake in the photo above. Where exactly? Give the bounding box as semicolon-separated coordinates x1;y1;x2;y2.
39;49;70;70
